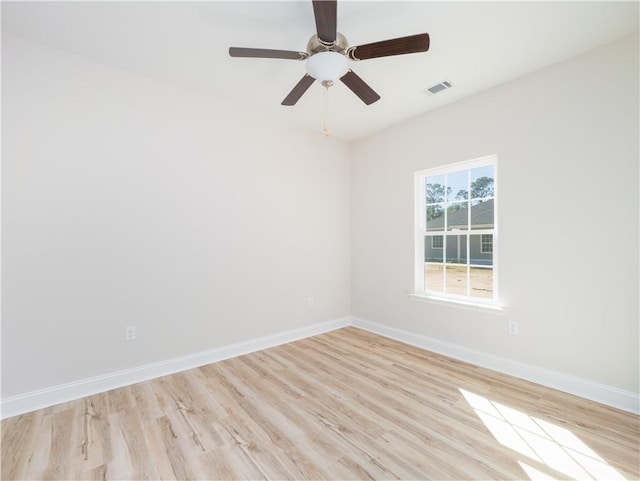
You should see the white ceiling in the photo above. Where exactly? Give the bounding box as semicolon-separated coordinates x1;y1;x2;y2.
2;1;638;140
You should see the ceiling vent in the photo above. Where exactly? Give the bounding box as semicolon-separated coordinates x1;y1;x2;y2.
425;80;453;95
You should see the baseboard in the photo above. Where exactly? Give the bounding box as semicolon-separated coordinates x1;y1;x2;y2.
1;317;350;419
351;316;639;415
4;315;637;418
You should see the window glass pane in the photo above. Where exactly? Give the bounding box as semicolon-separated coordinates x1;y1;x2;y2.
470;234;493;265
446;170;468;201
426;204;445;232
426;175;446;203
470;199;494;230
446;202;468;231
470;166;494;199
425;264;444;293
445;235;467;264
470;267;493;299
425;236;444;262
446;264;467;296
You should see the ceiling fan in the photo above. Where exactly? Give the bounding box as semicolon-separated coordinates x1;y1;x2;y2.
229;0;430;106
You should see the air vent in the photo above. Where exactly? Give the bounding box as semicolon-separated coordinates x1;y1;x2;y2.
425;80;453;95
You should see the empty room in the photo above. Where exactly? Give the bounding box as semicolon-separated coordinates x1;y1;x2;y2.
1;1;638;479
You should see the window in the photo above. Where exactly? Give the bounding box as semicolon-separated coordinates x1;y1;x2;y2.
481;234;493;253
415;155;497;304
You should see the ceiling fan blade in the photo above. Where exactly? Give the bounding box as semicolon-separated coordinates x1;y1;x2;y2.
312;0;337;43
229;47;307;60
347;33;430;61
340;70;380;105
281;75;316;106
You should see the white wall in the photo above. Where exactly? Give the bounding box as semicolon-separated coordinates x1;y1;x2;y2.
351;34;639;393
1;34;351;397
3;31;638;406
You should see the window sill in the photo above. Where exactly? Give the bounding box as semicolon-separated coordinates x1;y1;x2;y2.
408;293;505;315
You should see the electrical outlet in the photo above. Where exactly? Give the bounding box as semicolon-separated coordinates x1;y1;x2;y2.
307;297;314;309
508;320;518;335
125;326;136;341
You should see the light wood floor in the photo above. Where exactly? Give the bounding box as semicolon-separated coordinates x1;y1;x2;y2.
2;327;639;480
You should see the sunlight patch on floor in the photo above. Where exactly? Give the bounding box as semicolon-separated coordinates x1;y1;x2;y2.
519;461;559;481
459;389;627;480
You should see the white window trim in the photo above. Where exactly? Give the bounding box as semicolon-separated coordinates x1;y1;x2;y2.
414;154;499;308
408;292;504;314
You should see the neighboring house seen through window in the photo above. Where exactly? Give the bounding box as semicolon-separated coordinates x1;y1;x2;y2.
415;155;497;304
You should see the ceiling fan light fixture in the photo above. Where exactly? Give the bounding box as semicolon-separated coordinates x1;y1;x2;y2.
305;51;349;83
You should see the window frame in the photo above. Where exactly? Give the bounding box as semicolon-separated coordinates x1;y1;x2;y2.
414;155;499;307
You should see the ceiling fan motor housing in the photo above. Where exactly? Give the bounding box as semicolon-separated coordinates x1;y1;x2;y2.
306;32;349;55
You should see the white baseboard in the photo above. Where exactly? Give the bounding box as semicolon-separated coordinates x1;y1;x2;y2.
3;315;637;418
1;317;350;419
351;316;639;415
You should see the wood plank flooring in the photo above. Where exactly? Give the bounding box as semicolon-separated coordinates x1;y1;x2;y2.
2;327;639;480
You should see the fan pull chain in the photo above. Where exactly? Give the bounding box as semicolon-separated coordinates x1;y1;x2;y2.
322;84;330;138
